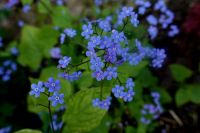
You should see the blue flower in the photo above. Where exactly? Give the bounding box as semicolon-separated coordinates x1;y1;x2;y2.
0;67;3;75
122;89;135;102
22;4;30;13
60;33;66;44
112;85;125;98
104;67;118;80
57;56;71;69
10;47;18;56
0;36;3;47
99;96;112;110
146;15;158;25
59;71;82;81
48;92;64;106
148;26;158;40
29;81;45;98
130;12;139;27
154;0;167;11
86;48;96;57
151;48;166;68
88;36;101;49
93;96;112;110
56;0;64;6
0;126;12;133
126;78;134;89
92;98;100;107
90;57;104;71
65;71;82;81
5;0;19;8
50;47;62;59
92;70;105;81
81;23;93;39
140;117;151;125
100;36;112;49
45;77;61;92
138;7;146;15
18;20;24;27
64;28;77;38
98;17;112;32
94;0;103;6
111;30;126;43
128;53;144;65
104;52;117;64
168;25;179;37
120;7;133;18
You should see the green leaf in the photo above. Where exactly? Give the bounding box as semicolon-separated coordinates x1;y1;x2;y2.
153;87;172;104
37;26;59;58
76;72;93;89
18;26;59;70
62;88;107;132
126;126;136;133
87;114;112;133
170;64;192;82
117;61;148;82
37;0;52;14
51;6;72;28
27;91;48;113
14;129;42;133
21;0;33;5
175;88;190;106
137;124;147;133
137;68;158;88
187;84;200;104
18;26;42;70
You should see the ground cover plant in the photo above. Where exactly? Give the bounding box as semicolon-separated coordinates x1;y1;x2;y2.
0;0;200;133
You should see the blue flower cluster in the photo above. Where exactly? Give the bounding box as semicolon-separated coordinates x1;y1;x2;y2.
10;47;19;56
29;77;64;107
56;0;65;6
50;47;62;59
116;6;139;27
0;37;3;48
0;126;11;133
52;114;63;131
57;56;82;82
60;28;76;44
18;20;25;28
135;0;179;39
112;78;135;102
92;96;112;110
140;92;163;124
5;0;19;8
0;60;17;82
94;0;104;6
22;4;31;13
79;6;167;109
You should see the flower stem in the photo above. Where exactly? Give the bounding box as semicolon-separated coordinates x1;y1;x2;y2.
121;18;129;32
48;101;55;133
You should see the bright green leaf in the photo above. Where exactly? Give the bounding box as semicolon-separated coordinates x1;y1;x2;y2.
51;6;72;28
76;72;93;89
37;0;52;14
18;26;59;70
18;26;42;70
62;88;107;132
21;0;33;5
